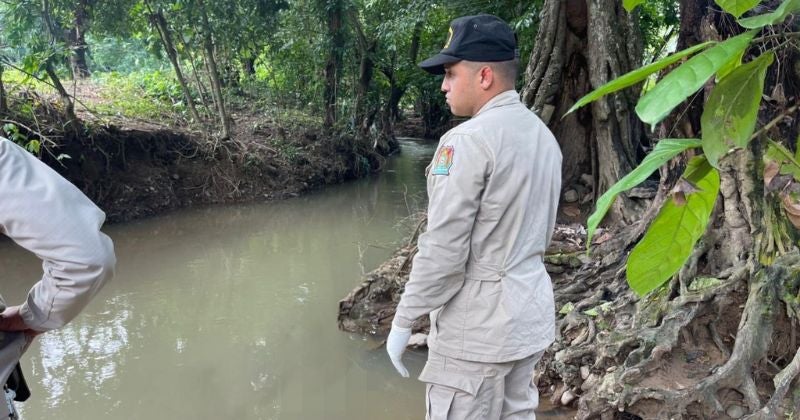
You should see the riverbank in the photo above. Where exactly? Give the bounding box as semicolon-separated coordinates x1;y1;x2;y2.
2;90;397;223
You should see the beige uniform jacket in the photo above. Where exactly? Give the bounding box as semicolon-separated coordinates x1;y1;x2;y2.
394;90;561;363
0;138;115;332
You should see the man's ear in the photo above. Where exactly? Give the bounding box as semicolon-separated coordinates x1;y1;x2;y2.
479;66;494;90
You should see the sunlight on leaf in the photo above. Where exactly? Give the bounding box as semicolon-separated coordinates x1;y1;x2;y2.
623;0;646;12
715;0;760;18
702;52;774;168
565;42;713;116
635;31;756;126
738;0;800;28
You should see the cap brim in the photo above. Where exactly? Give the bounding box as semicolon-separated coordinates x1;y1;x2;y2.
418;53;461;75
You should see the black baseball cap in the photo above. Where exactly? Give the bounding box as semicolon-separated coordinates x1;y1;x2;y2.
419;14;518;75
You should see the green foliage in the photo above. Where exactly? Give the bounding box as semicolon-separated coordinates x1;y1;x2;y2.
92;70;187;120
587;138;702;244
738;0;800;28
566;42;713;116
87;36;164;73
765;140;800;181
701;52;773;168
635;30;756;126
580;2;794;296
627;156;720;296
623;0;646;12
714;0;760;18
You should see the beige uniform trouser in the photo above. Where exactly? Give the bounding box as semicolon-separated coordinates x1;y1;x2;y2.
419;349;544;420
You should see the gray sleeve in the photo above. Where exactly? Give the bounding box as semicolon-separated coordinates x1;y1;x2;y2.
0;139;115;331
393;133;491;328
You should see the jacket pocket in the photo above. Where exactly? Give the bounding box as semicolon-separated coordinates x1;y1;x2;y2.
420;363;488;420
419;364;483;396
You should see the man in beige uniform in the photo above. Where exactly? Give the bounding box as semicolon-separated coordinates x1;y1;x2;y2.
0;137;116;418
386;14;562;419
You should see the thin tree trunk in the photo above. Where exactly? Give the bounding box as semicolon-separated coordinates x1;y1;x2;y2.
350;11;376;139
0;63;7;114
322;0;344;128
242;57;256;76
521;0;644;223
197;0;230;139
146;4;203;124
44;63;77;122
178;34;212;117
41;0;77;123
69;0;90;79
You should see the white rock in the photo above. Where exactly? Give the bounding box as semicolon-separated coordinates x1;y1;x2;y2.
580;374;598;392
564;189;579;203
560;389;576;406
580;365;591;380
726;405;745;419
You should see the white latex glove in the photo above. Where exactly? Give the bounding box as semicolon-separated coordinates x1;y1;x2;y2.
386;324;412;377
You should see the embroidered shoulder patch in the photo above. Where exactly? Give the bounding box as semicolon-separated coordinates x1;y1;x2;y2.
431;146;454;176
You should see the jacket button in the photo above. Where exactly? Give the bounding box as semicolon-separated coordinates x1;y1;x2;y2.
499;270;506;277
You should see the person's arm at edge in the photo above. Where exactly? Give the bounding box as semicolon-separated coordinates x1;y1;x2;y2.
0;139;115;332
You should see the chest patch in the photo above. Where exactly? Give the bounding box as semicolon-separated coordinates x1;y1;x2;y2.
431;146;454;176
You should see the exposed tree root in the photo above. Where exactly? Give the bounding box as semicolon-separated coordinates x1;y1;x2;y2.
338;219;800;419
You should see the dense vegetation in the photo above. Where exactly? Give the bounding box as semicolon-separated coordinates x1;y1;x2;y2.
0;0;546;147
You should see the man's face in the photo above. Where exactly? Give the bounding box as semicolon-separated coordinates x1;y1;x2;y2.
441;61;480;117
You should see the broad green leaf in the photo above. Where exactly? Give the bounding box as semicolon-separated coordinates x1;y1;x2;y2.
636;31;756;126
627;156;720;296
738;0;800;28
702;52;774;168
565;42;713;116
715;0;760;18
795;134;800;162
623;0;646;12
587;138;702;245
716;48;744;80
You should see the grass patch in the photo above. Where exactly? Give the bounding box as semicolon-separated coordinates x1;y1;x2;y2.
91;70;188;122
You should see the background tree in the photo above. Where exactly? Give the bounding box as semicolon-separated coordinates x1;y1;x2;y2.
521;0;648;223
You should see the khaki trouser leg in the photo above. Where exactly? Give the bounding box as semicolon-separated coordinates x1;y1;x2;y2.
419;350;544;420
500;350;544;419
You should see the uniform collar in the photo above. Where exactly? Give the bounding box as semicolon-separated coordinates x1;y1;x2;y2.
473;90;520;117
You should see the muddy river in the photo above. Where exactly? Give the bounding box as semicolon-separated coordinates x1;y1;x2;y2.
3;138;572;419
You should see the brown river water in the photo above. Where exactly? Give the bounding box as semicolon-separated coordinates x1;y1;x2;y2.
2;138;574;419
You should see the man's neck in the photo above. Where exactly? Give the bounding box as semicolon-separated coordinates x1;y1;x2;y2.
470;87;514;116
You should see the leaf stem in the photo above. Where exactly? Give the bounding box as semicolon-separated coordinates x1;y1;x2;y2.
753;31;800;43
751;103;799;142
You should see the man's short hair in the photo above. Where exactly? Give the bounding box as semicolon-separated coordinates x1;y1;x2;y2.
467;59;520;86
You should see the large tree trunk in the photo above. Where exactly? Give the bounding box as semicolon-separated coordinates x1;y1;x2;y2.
147;5;203;125
68;0;90;79
521;0;644;223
